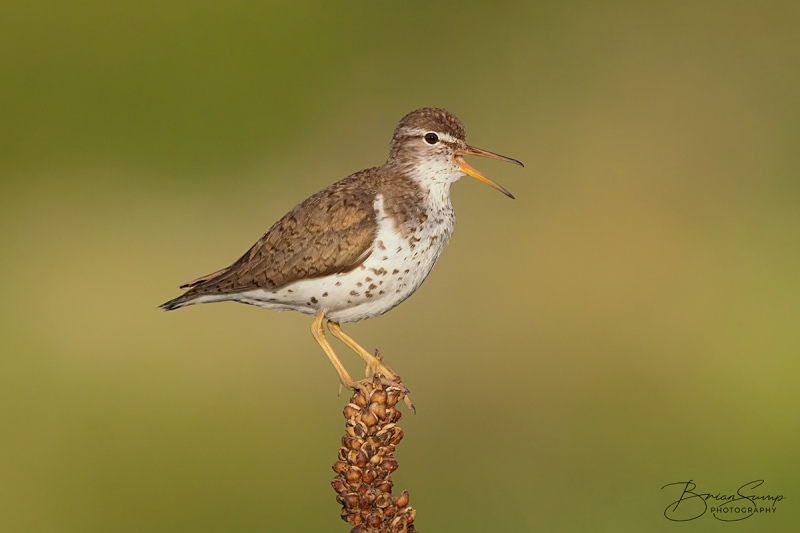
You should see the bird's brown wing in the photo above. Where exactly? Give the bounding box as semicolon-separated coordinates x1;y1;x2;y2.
181;172;379;298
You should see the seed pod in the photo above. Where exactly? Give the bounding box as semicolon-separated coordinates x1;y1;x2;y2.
343;403;361;419
374;492;392;508
371;389;388;405
342;435;362;450
394;490;409;508
365;513;382;528
347;449;368;468
369;452;384;465
374;429;390;445
343;493;359;510
369;401;387;421
351;421;368;438
352;391;368;408
390;428;404;445
387;391;400;407
390;515;408;532
361;442;376;459
345;466;362;483
382;457;398;472
362;469;376;484
331;477;347;493
361;410;378;427
378;445;395;457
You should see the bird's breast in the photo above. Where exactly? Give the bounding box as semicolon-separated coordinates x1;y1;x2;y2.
319;193;453;322
372;191;454;288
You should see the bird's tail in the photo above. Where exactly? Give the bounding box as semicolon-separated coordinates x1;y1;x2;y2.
159;292;199;311
161;263;235;311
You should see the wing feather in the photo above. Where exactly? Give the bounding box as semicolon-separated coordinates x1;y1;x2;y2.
183;171;379;297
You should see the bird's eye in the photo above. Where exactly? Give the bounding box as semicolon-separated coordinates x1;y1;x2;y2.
424;132;439;145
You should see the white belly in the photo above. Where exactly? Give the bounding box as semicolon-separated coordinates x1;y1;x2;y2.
228;193;454;323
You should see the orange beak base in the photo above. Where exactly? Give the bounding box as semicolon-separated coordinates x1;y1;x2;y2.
454;145;523;199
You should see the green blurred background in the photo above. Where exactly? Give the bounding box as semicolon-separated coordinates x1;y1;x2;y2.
2;1;798;531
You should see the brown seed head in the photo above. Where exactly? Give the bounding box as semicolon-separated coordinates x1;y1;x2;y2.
332;376;418;533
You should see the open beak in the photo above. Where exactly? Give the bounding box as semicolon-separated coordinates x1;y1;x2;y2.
454;145;523;199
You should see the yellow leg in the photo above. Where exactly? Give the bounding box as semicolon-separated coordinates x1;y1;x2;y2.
328;321;414;412
327;321;397;379
311;310;365;395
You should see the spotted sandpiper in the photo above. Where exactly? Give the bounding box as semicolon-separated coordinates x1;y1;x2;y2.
161;108;522;404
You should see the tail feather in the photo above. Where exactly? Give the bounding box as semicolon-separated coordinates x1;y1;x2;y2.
160;292;199;311
178;267;228;289
163;265;233;310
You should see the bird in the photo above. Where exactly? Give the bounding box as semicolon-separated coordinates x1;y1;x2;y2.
161;107;522;405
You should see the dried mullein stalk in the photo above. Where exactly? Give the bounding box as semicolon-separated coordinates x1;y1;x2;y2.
332;376;418;533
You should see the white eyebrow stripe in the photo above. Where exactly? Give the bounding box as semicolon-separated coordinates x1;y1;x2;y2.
399;127;459;144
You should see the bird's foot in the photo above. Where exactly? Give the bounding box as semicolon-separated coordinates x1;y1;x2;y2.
338;377;370;400
364;350;415;413
363;348;395;379
348;375;415;414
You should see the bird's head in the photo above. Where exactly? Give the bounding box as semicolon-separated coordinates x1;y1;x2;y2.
387;107;522;199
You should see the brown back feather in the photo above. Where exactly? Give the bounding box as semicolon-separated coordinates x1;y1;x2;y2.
184;169;381;297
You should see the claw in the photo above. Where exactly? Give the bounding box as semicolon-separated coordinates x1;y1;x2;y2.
403;395;416;414
371;374;414;413
346;379;372;406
